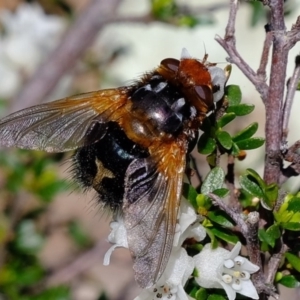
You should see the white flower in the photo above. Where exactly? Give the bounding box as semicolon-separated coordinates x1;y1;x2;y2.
134;247;194;300
103;217;128;266
208;66;227;102
103;199;206;299
174;198;206;247
193;242;259;300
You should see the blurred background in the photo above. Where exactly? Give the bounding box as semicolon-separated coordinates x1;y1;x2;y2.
0;0;300;299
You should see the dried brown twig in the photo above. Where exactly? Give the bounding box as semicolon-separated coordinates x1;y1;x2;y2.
212;0;300;298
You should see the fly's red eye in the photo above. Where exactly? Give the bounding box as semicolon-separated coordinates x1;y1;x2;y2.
160;58;179;73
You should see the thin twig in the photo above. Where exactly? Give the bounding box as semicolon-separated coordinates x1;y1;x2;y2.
257;25;273;81
266;242;288;284
282;55;300;144
225;154;240;207
215;0;269;103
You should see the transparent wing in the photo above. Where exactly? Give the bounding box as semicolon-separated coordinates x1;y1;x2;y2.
123;140;187;288
0;88;129;152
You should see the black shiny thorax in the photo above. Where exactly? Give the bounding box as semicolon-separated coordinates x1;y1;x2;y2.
130;73;196;135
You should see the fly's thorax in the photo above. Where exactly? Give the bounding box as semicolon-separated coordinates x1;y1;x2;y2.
128;74;198;137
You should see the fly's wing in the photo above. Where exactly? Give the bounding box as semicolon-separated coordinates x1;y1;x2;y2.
0;88;129;152
123;140;187;288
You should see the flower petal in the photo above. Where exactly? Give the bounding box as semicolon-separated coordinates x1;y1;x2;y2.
103;244;119;265
219;280;236;300
239;278;259;299
165;248;194;287
236;256;260;273
227;242;241;260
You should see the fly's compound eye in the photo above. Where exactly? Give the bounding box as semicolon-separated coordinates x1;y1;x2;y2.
160;58;180;74
195;85;213;103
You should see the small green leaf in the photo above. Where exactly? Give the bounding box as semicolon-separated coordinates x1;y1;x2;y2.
210;228;239;244
227;104;255;116
235;137;265;150
207;295;227;300
263;183;279;210
239;175;265;199
198;134;216;154
258;224;280;248
207;211;234;227
285;252;300;272
32;286;70;300
278;275;300;288
183;183;198;208
213;188;229;198
250;1;265;27
287;197;300;212
217;113;236;128
201;167;225;195
281;222;300;231
258;229;274;247
195;288;208;300
245;169;265;188
267;224;281;239
196;193;212;210
275;272;283;282
232;122;259;142
216;130;232;150
225;85;242;106
205;228;218;248
231;142;240;156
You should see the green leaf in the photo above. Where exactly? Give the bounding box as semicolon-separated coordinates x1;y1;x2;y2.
239;175;264;199
267;224;281;239
207;295;227;300
31;286;70;300
235;137;265;150
275;272;283;282
225;85;242;106
205;228;218;248
278;275;300;288
285;252;300;272
287;197;300;212
195;288;208;300
231;142;240;156
281;222;300;231
196;194;212;210
217;113;236;128
183;183;198;208
258;229;273;247
258;224;280;248
232;122;259;142
198;133;216;154
249;1;265;27
201;167;225;195
207;211;234;227
216;130;232;150
213;188;229;198
151;0;177;20
227;104;255;116
210;227;239;244
245;169;265;188
263;183;279;210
